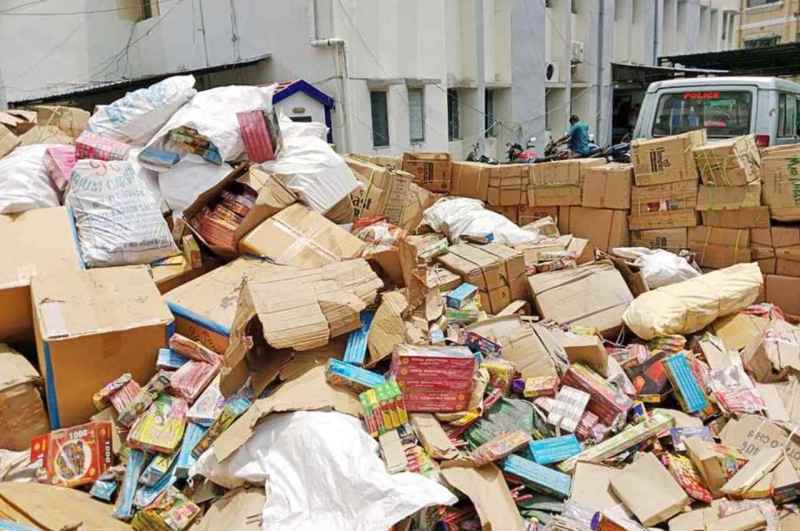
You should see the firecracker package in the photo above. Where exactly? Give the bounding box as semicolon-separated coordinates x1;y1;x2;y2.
75;130;131;161
325;358;387;393
186;379;224;426
131;486;202;531
157;348;190;370
663;453;713;503
708;364;764;416
140;453;177;487
561;364;633;427
530;434;582;465
390;345;476;412
168;126;223;164
114;448;146;520
471;430;531;466
503;454;572;499
118;372;172;428
93;373;142;413
547;386;590;433
670;426;713;452
181;234;202;270
462;331;501;355
360;379;409;437
236;109;282;163
191;391;252;459
446;283;478;309
523;375;559;398
44;145;76;192
176;422;208;479
139;146;182;169
480;359;516;393
128;395;188;454
663;353;709;413
30;421;113;488
168;333;219;364
169;357;220;402
624;352;672;403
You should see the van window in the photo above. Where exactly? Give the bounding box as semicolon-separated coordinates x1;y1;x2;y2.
652;91;752;137
778;93;797;138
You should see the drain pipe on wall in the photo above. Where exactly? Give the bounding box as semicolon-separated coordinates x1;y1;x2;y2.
311;38;351;153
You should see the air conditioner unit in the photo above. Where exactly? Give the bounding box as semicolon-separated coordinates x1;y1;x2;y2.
545;62;560;82
571;40;585;64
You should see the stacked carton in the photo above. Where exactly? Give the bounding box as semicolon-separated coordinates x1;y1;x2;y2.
628;130;706;252
689;136;762;270
449;161;529;223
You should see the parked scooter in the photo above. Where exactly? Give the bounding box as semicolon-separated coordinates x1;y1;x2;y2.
465;142;499;164
506;137;538;163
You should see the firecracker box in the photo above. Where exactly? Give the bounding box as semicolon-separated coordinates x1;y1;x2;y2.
530;434;582;465
560;364;633;427
75;131;131;161
326;358;386;393
390;345;476;412
30;421;113;487
503;454;572;498
236;109;282;163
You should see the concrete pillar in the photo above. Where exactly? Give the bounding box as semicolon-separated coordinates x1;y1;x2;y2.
510;0;547;152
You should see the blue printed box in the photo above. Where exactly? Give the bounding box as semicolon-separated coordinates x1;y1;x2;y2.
530;434;582;465
502;454;571;498
446;283;478;309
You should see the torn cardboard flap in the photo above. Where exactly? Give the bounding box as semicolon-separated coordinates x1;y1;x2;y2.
367;291;409;366
193;487;264;531
213;365;361;461
440;465;526;531
410;413;460;460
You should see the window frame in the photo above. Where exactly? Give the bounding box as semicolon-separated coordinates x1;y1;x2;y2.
650;90;754;138
485;89;497;138
370;90;390;148
777;92;798;139
447;89;461;141
408;87;425;144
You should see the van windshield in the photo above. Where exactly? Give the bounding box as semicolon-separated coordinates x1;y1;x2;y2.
652;90;752;137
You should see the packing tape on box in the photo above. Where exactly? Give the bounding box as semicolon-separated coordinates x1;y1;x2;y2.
695;149;760;187
270;217;341;266
38;300;69;339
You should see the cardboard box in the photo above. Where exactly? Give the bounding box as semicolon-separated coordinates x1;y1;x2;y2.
0;343;49;449
32;105;90;138
238;203;365;267
528;158;604;206
149;255;215;294
776;247;800;277
692;135;760;186
390;345;476;412
527;260;634;337
0;207;82;344
631;129;706;186
0;123;20;158
31;266;173;429
488;164;528;206
760;146;800;221
560;207;628;252
570;462;625;512
401;152;451;193
701;207;770;228
449;161;491;200
436;243;527;314
581;162;633;209
753;245;776;274
629;228;688;251
764;275;800;318
629;179;699;229
517;235;593;268
518;205;559;226
688;226;752;269
467;316;561;378
221;259;382;394
184;165;297;257
610;452;689;526
697;182;761;211
561;334;608;376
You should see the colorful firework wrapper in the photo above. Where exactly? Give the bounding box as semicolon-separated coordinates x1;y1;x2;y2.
130;486;202;531
127;394;188;454
663;453;713;503
168;333;219;364
169;357;221;402
471;430;531;466
30;421;113;488
92;373;141;413
523;375;560;399
118;371;172;428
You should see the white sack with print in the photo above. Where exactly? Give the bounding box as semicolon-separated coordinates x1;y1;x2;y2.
423;197;539;246
0;145;62;214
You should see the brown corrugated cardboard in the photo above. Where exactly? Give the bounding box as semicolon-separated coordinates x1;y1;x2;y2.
466;316;561;378
149;255;217;294
440;465;526;531
562;207;629;252
32;105;90;138
528;159;604;206
527;260;634;337
581;162;633;209
184;165;297;257
194;488;264;531
488;164;528;206
221;260;382;394
753;245;776;274
688;226;752;269
629;179;698;229
238;203;365;267
561;334;609;376
368;291;409;366
0;343;49;449
570;462;625;512
721;414;800;470
701;207;770;228
517;235;593;267
0;207;82;344
765;275;800;318
0;123;20;158
401;152;451;193
410;413;460;460
518;205;559;226
213;365;361;461
721;446;782;496
776;247;800;277
31;266;173;429
761;146;800;221
711;313;769;351
449;161;491;200
692;135;760;186
631;129;706;186
436;243;527;314
706;508;765;531
629;228;688;251
628;209;699;230
18;125;73;146
697;183;762;211
610;452;689;526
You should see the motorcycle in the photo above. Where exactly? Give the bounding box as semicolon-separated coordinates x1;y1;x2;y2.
506;137;538;163
465;142;499;164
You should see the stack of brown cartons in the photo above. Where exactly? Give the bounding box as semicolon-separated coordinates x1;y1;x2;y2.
628;130;706;252
689;135;763;269
554;162;632;252
450;162;530;223
761;144;800;222
401;152;452;193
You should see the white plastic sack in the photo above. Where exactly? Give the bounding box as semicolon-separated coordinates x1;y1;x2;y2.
422;197;539;247
145;85;274;169
611;247;701;289
65;159;178;267
193;411;456;531
158;154;232;213
87;75;196;145
622;263;763;340
261;135;360;214
278;112;329;141
128;148;169;214
0;144;62;214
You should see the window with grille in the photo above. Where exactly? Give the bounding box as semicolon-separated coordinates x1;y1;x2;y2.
370;91;390;147
408;88;425;143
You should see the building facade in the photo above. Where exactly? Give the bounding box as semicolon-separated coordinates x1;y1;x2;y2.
739;0;800;48
0;0;739;160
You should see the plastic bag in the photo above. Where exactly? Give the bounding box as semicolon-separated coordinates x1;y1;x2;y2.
611;247;701;289
145;85;274;168
622;263;763;340
87;75;197;145
0;144;62;214
422;197;539;247
193;411;456;531
158;154;233;213
65;159;178;267
278;113;329;141
261;135;360;214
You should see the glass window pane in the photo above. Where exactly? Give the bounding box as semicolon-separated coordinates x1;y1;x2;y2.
448;89;460;140
485;89;496;138
408;88;425;143
370;91;390;147
652;90;753;138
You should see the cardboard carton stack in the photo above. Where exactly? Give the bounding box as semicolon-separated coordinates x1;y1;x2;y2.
628;130;706;252
761;144;800;222
449;161;530;223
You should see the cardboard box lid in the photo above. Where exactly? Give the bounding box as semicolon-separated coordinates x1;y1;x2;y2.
238;203;365;267
213;365;361;461
0;343;40;392
32;265;172;341
440;465;526;531
0;207;82;291
711;312;770;351
610;452;689;526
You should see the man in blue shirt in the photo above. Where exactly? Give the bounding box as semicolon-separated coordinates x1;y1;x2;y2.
555;115;593;157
